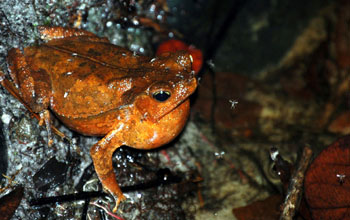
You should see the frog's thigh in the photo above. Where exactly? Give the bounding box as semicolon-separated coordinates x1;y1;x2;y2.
38;26;109;43
7;48;51;113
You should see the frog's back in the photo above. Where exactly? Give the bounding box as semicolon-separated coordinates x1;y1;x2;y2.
24;38;149;118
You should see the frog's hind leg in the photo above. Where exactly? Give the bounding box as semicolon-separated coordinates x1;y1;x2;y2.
0;70;52;146
7;48;51;113
1;68;68;145
6;48;54;145
0;70;43;125
0;70;27;108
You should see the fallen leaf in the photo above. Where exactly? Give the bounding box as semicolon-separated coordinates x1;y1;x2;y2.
232;194;282;220
305;136;350;219
0;186;24;220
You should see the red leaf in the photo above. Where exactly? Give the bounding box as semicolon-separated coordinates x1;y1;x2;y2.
305;136;350;219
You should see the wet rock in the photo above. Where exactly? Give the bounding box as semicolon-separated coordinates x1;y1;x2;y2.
8;114;39;145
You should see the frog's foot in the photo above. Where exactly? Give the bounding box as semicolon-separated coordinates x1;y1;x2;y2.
98;169;126;212
95;168;126;212
111;191;126;213
39;110;53;146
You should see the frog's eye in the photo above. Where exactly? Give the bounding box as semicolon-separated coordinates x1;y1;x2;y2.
152;91;171;102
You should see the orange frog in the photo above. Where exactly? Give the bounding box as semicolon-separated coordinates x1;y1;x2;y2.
0;26;197;211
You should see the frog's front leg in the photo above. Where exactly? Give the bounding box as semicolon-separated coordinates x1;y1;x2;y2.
90;127;126;212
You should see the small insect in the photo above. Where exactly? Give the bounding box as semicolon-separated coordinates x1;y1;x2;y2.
336;174;346;185
229;99;238;109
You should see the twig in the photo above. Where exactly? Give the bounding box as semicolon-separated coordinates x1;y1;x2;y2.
30;168;182;206
204;0;246;61
279;146;312;220
90;201;125;220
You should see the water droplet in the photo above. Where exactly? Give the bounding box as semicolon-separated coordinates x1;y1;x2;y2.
132;18;139;25
149;4;156;12
106;21;113;27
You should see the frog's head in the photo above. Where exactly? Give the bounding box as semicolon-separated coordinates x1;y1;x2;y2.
133;51;198;122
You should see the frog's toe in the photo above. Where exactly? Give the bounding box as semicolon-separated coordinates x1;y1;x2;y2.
39;110;53;147
112;194;126;213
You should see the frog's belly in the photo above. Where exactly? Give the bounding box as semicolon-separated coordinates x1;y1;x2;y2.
55;108;121;136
